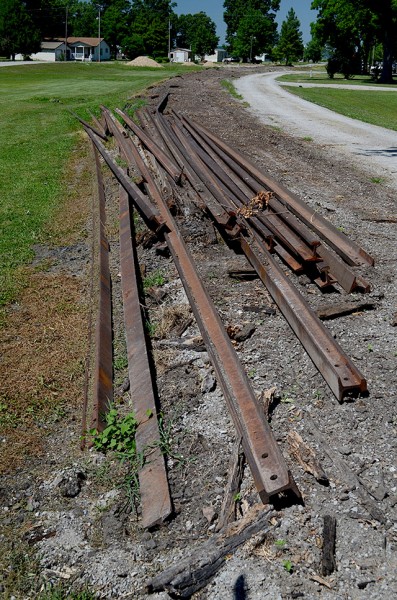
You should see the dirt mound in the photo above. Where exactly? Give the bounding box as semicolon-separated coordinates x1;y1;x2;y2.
126;56;163;68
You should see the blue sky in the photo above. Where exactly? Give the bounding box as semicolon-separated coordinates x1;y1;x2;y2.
173;0;318;45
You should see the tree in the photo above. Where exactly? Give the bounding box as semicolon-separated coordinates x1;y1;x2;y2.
25;0;69;39
361;0;397;83
275;8;304;65
223;0;280;60
311;0;397;82
0;0;41;59
128;0;175;58
68;1;99;38
303;37;324;62
176;12;218;59
99;0;132;57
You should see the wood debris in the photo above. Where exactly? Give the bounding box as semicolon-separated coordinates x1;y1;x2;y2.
287;430;329;483
322;515;337;576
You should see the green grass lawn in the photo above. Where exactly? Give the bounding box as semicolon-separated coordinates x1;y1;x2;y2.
0;62;194;307
281;84;397;130
278;71;397;87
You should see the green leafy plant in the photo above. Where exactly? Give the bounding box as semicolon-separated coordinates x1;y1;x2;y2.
283;559;293;573
89;408;143;509
145;320;157;336
90;409;138;459
274;538;287;548
143;270;165;289
367;343;374;352
114;354;128;371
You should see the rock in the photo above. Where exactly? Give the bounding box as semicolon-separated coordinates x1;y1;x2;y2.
155;243;171;258
58;469;86;498
202;505;217;524
201;372;216;394
234;324;255;342
185;520;193;531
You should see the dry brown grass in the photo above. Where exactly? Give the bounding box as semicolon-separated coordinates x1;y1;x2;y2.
0;272;87;473
0;133;94;474
152;304;192;339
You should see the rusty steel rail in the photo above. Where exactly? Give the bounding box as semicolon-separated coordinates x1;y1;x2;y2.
69;109;108;141
119;185;172;529
91;145;113;432
100;105;142;175
174;113;371;291
149;112;368;399
84;126;166;235
115;108;183;183
166;120;241;235
181;116;374;268
122;128;300;503
88;109;108;139
240;235;367;401
173;118;320;264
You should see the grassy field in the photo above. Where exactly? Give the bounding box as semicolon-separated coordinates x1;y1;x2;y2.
278;69;397;129
280;83;397;130
277;70;397;86
0;61;195;307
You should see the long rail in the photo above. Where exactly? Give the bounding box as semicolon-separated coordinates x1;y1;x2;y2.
119;185;172;528
110;118;299;503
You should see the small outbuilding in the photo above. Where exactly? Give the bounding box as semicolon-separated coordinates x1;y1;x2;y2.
169;48;192;63
203;48;227;63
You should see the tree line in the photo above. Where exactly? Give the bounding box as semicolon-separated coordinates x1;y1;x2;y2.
1;0;396;82
0;0;219;60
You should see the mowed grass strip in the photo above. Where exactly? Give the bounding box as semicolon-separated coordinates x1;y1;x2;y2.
278;72;393;86
282;85;397;130
0;62;191;307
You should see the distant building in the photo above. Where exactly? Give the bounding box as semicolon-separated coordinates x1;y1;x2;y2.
66;38;110;62
16;38;110;62
203;48;227;63
169;48;192;63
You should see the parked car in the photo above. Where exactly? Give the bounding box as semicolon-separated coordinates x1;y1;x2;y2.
223;56;239;63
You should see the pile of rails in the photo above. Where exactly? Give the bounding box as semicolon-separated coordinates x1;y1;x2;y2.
78;94;374;529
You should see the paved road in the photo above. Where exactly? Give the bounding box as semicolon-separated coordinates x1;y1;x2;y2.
235;71;397;189
0;61;47;67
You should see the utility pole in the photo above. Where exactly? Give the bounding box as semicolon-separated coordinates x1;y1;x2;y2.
168;17;171;58
98;6;101;62
64;5;68;61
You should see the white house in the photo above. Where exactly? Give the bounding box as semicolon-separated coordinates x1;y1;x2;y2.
169;48;192;63
203;48;227;63
16;37;110;62
66;37;110;62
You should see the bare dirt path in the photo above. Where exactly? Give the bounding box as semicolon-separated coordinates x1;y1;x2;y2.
235;71;397;189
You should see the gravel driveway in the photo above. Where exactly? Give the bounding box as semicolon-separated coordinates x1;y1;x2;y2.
235;71;397;189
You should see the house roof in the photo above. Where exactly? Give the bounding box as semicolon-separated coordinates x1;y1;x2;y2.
60;37;104;47
41;41;65;50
